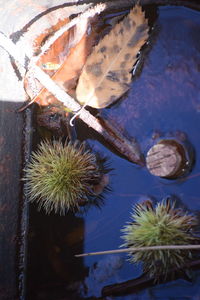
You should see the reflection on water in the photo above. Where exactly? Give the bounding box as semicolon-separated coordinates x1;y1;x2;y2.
26;5;200;300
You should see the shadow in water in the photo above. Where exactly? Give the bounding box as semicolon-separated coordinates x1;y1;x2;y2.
26;206;88;300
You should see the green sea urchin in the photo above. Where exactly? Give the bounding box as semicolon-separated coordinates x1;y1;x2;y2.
24;140;109;214
121;199;197;278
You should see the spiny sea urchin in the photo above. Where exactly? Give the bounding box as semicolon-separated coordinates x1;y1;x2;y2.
23;140;109;215
121;199;197;278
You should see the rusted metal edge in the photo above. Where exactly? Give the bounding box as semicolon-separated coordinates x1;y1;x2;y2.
18;107;33;300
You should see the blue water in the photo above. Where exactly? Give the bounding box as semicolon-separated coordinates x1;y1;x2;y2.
80;6;200;299
27;5;200;300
